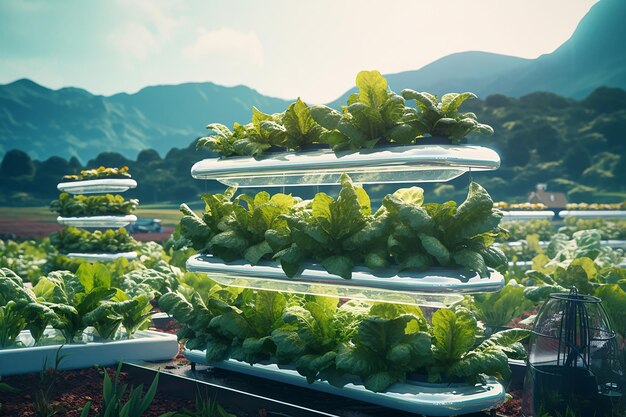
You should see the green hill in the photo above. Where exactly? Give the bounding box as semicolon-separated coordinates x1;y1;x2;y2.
0;79;291;162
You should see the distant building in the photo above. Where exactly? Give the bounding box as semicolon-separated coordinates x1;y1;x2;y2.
528;184;568;209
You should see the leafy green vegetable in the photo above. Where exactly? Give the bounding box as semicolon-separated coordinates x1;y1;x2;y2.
62;166;131;181
117;261;181;299
33;264;134;342
51;193;138;217
50;227;138;254
196;70;491;158
428;308;529;383
336;312;431;392
0;268;40;347
197;100;323;159
401;90;493;143
385;181;506;276
311;70;422;151
0;239;50;283
473;281;534;327
174;178;506;278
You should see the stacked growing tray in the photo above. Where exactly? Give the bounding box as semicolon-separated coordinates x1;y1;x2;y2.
183;143;509;415
56;177;138;261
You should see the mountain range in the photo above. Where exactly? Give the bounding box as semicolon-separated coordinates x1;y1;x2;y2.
0;0;624;162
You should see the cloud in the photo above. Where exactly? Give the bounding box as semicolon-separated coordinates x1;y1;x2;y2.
106;22;161;61
120;0;182;40
105;0;185;63
181;27;264;67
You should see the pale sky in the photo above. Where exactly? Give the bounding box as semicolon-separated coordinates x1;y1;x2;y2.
0;0;599;103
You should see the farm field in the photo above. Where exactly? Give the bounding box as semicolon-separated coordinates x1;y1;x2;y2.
0;206;178;241
0;46;626;417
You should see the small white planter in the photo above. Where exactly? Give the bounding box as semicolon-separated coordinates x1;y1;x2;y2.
0;330;178;376
559;210;626;219
57;178;137;195
66;251;138;261
499;240;625;249
57;215;137;228
501;211;555;221
184;349;505;416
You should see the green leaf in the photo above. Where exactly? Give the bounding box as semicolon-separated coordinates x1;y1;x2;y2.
244;241;272;265
209;230;249;261
390;187;424;206
255;291;286;333
272;329;307;362
399;253;431;271
363;371;397;392
356;70;388;109
453;249;489;277
442;92;476;114
401;89;438;112
204;334;231;362
309;105;343;130
252;106;273;126
321;255;354;279
283;98;316;138
276;245;306;277
418;233;450;266
380;94;405;122
355;315;409;355
431;308;477;363
76;263;112;293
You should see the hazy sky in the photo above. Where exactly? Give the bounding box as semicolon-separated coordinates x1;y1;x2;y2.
0;0;599;103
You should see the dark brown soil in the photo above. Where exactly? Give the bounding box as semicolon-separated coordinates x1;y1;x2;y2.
0;366;195;416
0;216;62;239
494;390;523;417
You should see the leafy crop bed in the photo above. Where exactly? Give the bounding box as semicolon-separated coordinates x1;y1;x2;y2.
1;214;625;415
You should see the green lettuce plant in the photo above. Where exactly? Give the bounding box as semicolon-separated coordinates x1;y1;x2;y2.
401;90;493;143
160;279;530;393
197;98;324;158
173;177;507;278
195;70;492;158
50;227;137;254
51;193;138;217
310;70;422;151
428;308;528;383
0;268;41;347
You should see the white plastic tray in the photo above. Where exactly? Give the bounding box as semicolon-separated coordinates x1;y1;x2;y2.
0;330;179;376
499;240;625;249
559;210;626;219
57;178;137;195
66;251;138;261
501;211;555;221
184;350;505;416
186;254;504;307
191;144;501;187
57;214;137;228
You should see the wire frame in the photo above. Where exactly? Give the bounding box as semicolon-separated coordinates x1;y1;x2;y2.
530;289;615;370
524;288;624;417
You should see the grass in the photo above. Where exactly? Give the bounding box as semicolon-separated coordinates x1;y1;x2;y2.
0;206;56;220
134;208;181;226
0;206;183;227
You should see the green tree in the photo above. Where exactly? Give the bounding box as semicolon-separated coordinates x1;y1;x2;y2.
0;149;35;178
